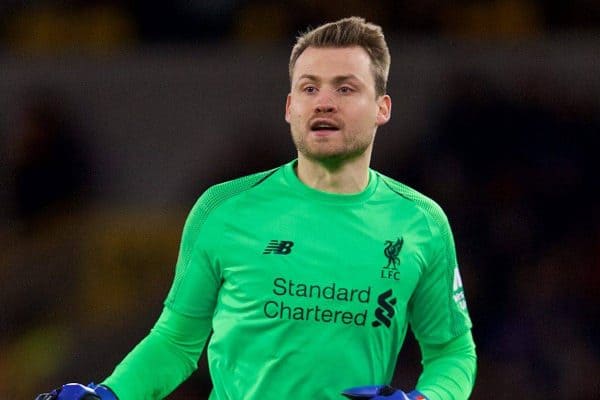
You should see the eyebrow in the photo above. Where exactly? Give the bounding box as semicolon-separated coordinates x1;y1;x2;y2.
296;74;363;85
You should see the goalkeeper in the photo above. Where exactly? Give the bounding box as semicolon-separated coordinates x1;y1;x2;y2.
37;17;476;400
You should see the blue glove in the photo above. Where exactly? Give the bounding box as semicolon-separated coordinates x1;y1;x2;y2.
342;385;428;400
35;383;117;400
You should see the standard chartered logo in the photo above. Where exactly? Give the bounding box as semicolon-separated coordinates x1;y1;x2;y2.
371;289;397;328
263;277;396;328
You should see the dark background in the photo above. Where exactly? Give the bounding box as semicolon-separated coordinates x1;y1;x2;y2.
1;1;598;399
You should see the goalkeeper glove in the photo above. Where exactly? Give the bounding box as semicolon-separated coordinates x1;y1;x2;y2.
35;383;117;400
342;384;428;400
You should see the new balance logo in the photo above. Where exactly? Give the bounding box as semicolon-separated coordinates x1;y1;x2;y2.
263;240;294;255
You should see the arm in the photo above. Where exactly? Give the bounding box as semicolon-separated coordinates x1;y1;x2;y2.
101;306;211;399
408;203;476;399
102;190;225;399
36;163;230;400
342;331;476;400
342;206;476;399
102;192;224;399
33;308;210;400
345;206;476;400
415;331;477;400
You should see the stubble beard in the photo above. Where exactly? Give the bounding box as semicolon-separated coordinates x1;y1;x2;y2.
291;126;374;165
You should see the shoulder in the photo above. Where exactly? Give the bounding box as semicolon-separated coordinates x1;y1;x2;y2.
187;166;282;223
375;172;450;229
201;167;281;208
376;172;458;268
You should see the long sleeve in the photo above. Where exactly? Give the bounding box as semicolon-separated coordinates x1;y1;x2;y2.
415;330;477;400
101;306;211;399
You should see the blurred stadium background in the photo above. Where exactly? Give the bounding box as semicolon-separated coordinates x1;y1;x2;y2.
0;1;598;399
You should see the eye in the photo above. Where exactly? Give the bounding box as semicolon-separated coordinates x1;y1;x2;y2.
303;86;317;94
338;86;354;94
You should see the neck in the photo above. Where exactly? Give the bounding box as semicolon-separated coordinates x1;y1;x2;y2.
295;152;372;194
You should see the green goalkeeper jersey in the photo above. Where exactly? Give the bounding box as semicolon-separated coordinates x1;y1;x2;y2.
104;160;473;399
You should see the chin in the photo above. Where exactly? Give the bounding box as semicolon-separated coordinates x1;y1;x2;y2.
303;150;364;164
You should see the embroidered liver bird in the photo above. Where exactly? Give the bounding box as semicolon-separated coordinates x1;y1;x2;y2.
383;238;403;270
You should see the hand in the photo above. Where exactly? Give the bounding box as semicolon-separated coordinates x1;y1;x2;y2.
342;385;427;400
35;383;117;400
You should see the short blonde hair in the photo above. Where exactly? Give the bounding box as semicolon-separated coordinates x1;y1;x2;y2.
289;16;390;97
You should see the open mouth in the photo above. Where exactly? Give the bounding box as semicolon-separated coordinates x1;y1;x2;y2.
310;119;340;132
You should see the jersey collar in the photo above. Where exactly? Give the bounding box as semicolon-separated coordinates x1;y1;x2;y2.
282;159;378;204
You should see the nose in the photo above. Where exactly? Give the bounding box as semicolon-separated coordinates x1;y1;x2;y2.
316;103;336;113
314;92;337;113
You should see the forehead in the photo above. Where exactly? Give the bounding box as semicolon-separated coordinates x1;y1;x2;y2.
292;46;374;84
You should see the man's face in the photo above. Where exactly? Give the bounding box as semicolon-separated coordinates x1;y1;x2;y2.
285;46;391;164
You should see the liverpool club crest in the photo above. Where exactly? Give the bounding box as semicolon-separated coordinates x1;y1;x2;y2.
381;238;403;280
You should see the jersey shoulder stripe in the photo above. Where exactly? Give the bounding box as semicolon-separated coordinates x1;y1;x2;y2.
377;172;450;229
199;166;280;215
189;166;281;234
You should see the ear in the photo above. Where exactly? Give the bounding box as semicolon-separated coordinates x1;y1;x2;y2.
285;93;292;124
375;94;392;126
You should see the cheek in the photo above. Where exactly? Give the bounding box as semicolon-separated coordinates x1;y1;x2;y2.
287;109;298;123
345;97;375;112
288;103;307;122
346;103;379;124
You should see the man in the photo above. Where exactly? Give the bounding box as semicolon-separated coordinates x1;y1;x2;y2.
37;17;476;400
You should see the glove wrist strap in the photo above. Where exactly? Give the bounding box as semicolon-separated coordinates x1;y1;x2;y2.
407;390;428;400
